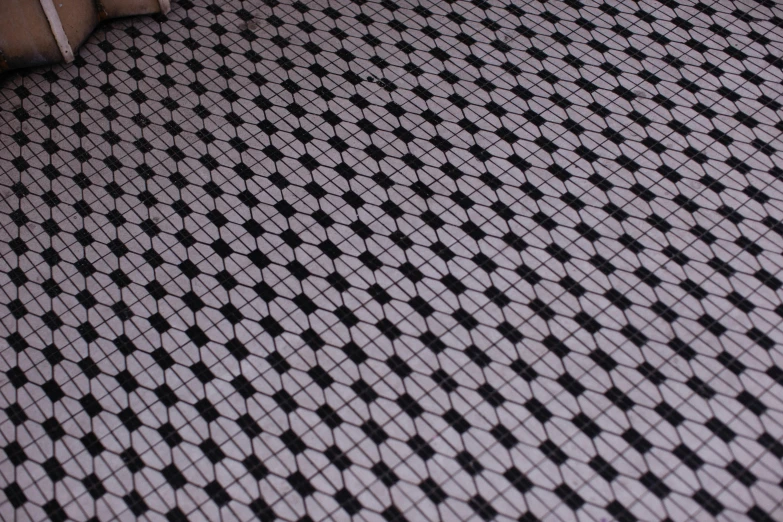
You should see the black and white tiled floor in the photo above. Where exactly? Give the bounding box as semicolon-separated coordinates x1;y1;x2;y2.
1;0;783;520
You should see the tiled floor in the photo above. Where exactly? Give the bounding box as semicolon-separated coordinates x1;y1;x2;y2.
1;0;783;520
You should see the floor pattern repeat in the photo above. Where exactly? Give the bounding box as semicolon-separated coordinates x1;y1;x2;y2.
1;0;783;520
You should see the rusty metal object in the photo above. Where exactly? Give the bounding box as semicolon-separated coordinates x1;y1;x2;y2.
94;0;109;21
0;0;170;72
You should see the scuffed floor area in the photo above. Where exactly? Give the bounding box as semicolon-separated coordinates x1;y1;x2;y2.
1;0;783;520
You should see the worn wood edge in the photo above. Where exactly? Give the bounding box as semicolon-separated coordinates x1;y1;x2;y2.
158;0;171;14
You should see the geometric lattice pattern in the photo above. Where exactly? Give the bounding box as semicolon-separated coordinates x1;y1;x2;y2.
2;0;783;520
